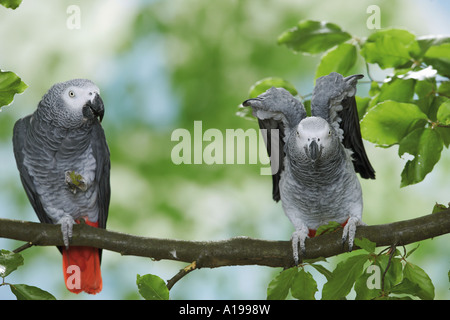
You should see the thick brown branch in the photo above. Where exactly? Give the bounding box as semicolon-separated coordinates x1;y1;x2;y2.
0;210;449;269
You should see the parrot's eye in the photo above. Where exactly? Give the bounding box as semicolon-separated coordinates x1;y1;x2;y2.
68;91;75;98
328;130;331;136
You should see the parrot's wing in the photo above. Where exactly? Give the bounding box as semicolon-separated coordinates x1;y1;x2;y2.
311;72;375;179
243;87;307;201
90;123;111;230
257;118;285;202
13;115;53;225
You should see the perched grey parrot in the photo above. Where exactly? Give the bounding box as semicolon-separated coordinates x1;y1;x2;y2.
13;79;110;294
243;72;375;264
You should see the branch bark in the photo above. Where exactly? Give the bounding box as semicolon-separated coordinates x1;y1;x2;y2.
1;210;449;269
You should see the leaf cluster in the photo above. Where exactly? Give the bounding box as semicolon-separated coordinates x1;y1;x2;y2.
267;238;435;300
239;19;450;187
0;249;56;300
0;70;27;111
359;29;450;186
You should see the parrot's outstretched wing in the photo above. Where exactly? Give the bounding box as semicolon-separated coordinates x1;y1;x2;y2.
243;87;307;201
256;118;285;202
13;115;53;225
90;123;111;231
311;72;375;179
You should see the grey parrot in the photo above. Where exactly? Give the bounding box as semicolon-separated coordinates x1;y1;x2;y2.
13;79;110;294
243;72;375;264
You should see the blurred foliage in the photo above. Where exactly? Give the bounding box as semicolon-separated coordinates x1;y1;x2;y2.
0;71;27;110
0;0;449;300
0;0;22;10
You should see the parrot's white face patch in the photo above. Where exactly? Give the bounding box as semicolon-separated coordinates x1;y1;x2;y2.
296;117;334;152
62;85;100;111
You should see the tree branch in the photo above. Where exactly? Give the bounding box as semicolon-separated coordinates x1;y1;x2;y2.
0;210;449;269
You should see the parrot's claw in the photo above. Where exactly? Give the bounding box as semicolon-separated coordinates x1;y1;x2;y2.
58;216;75;249
342;217;366;252
291;226;309;265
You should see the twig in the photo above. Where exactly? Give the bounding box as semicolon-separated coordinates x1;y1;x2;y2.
13;242;34;253
167;261;197;290
381;244;397;292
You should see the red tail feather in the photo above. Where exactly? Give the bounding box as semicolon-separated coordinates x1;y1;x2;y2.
62;219;102;294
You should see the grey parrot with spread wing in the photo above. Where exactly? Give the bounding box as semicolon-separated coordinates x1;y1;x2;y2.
243;72;375;264
13;79;110;294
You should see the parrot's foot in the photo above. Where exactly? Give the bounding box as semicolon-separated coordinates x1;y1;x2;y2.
65;171;87;194
58;215;75;249
342;217;366;251
291;224;309;265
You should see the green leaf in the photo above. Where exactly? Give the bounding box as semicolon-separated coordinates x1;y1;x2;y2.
436;126;450;148
308;263;332;281
0;0;23;9
10;284;56;300
315;43;357;79
428;96;448;122
355;96;371;120
68;171;84;187
354;266;382;300
390;278;422;298
0;250;24;278
369;77;417;112
360;29;420;69
437;81;450;96
403;263;435;300
417;35;450;57
291;269;317;300
377;78;416;104
136;274;169;300
0;70;28;109
361;101;429;146
248;77;298;98
423;43;450;78
415;79;437;116
368;81;381;97
405;244;420;259
322;254;369;299
432;202;448;214
398;127;443;186
315;221;342;236
354;238;376;253
267;267;297;300
354;256;402;300
376;255;403;290
278;20;351;55
437;99;450;125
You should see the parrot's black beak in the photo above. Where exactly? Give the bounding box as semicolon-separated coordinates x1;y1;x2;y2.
85;94;104;123
242;97;262;108
309;140;320;161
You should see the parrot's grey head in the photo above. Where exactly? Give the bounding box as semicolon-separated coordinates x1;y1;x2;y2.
295;117;338;162
40;79;104;127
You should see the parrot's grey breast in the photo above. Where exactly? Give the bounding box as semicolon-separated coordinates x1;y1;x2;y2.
281;141;362;229
22;115;99;223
